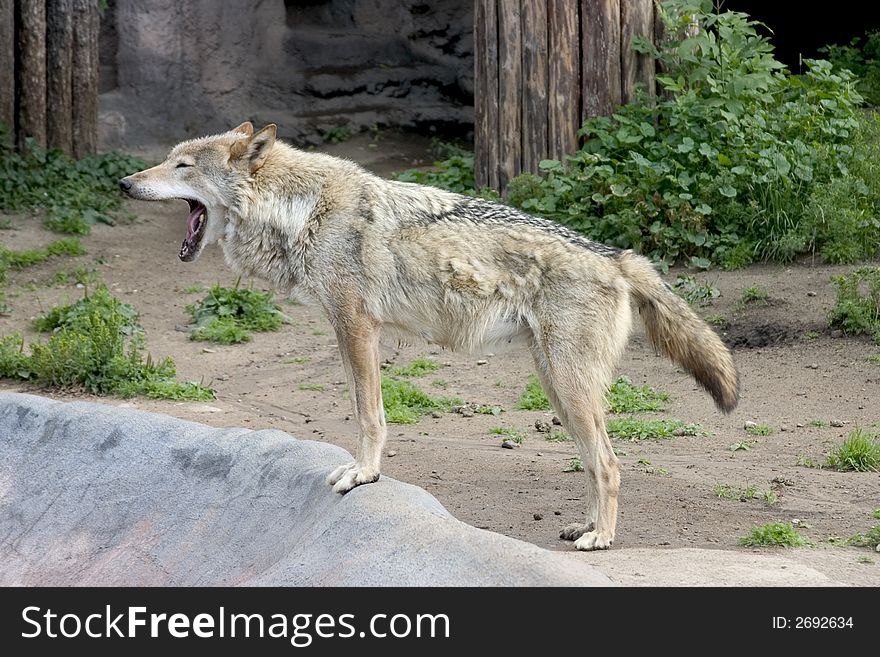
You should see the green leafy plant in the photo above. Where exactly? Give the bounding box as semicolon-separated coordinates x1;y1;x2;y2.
186;282;287;344
606;376;669;413
607;417;705;440
829;268;880;343
740;286;769;305
321;125;352;144
821;29;880;106
0;128;145;234
0;238;85;270
387;358;442;377
739;522;811;547
505;1;874;268
563;457;584;473
729;439;756;452
381;375;461;424
516;374;551;411
745;423;774;436
673;276;720;305
32;285;139;334
825;428;880;471
397;142;479;195
0;290;212;400
489;427;526;444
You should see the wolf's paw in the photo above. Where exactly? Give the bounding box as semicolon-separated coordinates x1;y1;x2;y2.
327;462;380;494
559;522;595;541
574;530;614;551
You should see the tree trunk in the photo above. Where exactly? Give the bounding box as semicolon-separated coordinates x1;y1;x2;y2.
71;0;99;157
47;0;74;153
0;0;14;142
15;0;47;148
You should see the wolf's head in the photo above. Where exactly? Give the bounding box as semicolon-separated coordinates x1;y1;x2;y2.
119;121;276;262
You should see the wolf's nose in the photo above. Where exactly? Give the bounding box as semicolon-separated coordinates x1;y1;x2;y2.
119;178;132;192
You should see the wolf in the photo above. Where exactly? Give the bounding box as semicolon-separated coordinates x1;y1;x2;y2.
120;122;739;551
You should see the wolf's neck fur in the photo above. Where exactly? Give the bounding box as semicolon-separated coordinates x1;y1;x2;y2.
221;143;326;291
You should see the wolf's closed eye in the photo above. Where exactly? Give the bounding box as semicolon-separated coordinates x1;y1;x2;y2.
176;162;193;169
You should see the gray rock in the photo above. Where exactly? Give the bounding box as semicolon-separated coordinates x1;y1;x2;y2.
535;419;552;433
744;421;758;430
99;1;474;151
501;440;517;449
830;419;845;427
0;393;610;587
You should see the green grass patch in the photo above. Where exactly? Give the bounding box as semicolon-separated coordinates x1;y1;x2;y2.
489;427;526;444
0;130;146;234
546;430;571;443
606;377;669;413
0;289;212;400
607;417;705;441
829;267;880;343
0;238;85;274
387;358;441;377
321;125;352;144
729;439;756;452
739;522;811;547
810;419;829;428
431;378;449;388
284;356;310;365
298;383;325;392
673;276;720;305
825;428;880;471
745;423;774;436
704;313;726;326
846;525;880;550
517;374;551;411
563;457;584;473
741;286;769;305
186;282;287;344
32;285;139;334
714;483;759;501
873;509;880;520
381;375;461;424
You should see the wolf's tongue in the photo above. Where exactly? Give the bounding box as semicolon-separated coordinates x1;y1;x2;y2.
187;203;205;239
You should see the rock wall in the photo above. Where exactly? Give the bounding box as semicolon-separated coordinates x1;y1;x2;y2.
98;0;474;150
0;393;611;586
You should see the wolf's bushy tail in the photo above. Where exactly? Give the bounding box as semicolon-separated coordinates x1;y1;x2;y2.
617;251;739;413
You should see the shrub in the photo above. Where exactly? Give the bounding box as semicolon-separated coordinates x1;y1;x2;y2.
0;125;146;234
0;289;212;400
186;282;287;343
829;268;880;343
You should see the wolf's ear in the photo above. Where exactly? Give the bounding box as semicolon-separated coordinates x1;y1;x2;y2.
230;121;254;137
244;124;276;173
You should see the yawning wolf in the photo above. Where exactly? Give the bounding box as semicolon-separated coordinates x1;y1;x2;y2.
120;122;739;550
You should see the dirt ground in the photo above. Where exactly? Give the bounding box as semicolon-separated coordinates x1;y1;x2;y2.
1;133;878;586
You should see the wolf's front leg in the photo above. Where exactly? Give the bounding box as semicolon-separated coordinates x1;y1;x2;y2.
326;311;386;494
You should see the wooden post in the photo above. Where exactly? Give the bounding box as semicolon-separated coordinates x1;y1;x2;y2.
520;1;547;175
581;0;621;121
71;0;99;157
0;0;13;141
497;2;522;189
47;0;74;153
547;0;579;163
475;0;499;190
474;0;656;192
620;0;655;102
15;0;47;148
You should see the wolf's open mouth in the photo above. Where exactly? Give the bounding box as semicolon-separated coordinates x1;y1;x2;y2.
179;199;207;262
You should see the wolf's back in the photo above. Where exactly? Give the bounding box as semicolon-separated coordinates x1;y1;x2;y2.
617;251;739;413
